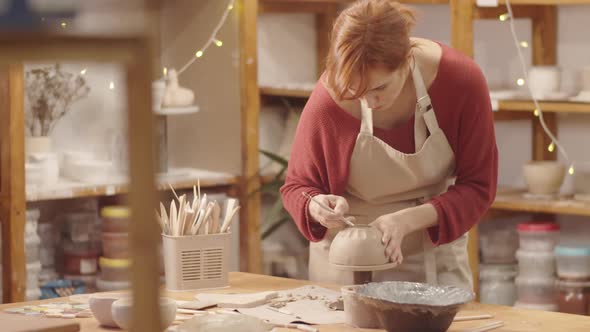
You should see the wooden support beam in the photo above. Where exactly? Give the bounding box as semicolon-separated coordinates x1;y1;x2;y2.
451;0;478;298
532;6;557;65
316;4;338;78
125;41;161;332
0;64;26;303
239;0;262;273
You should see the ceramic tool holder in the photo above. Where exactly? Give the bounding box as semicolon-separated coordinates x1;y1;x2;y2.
162;232;230;291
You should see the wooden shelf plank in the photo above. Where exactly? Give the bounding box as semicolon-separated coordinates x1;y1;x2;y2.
497;100;590;114
492;188;590;217
260;86;313;98
26;168;238;202
496;0;590;5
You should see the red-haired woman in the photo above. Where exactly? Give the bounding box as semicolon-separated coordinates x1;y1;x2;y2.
280;0;498;290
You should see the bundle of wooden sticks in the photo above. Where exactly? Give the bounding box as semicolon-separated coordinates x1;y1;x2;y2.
155;182;240;236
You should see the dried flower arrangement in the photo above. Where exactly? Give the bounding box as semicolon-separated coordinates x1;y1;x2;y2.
25;63;90;136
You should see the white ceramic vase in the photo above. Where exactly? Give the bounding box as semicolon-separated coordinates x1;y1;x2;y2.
25;136;52;156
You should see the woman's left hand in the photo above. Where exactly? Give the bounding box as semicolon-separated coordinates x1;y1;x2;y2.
370;214;410;265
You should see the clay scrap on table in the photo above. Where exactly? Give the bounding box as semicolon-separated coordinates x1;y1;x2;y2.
194;291;279;308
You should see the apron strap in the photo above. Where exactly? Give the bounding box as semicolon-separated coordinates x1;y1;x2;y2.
412;61;441;150
360;99;374;135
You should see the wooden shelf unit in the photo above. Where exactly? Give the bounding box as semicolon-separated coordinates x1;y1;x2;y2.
497;100;590;114
259;86;314;98
25;169;238;202
494;188;590;217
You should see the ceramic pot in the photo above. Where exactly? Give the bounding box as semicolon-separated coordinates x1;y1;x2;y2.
112;297;177;330
25;136;51;155
88;293;128;327
329;225;392;269
523;161;565;195
342;285;380;329
528;66;561;99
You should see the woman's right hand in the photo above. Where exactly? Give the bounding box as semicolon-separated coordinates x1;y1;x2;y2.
308;194;351;229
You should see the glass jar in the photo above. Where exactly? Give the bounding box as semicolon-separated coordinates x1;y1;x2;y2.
480;264;517;306
557;278;590;315
517;222;560;251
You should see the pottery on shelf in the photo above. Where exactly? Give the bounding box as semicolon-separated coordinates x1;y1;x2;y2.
111;297;177;330
152;80;166;111
88;293;128;328
25;136;52;156
162;69;195;108
523;161;565;195
574;168;590;195
528;66;561;99
329;225;396;271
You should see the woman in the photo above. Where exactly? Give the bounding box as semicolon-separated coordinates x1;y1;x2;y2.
280;0;498;290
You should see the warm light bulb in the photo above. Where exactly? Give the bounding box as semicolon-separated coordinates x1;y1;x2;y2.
533;108;539;117
569;166;575;175
214;39;223;47
499;13;509;21
61;22;67;28
195;50;204;58
517;78;525;86
163;67;168;76
548;142;555;152
109;81;115;90
228;4;234;10
520;41;529;48
80;68;87;75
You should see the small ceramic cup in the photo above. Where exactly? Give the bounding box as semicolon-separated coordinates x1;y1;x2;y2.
88;293;129;327
112;297;177;330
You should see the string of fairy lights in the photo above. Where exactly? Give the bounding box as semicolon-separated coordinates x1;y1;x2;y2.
66;0;235;92
502;0;586;175
57;0;585;175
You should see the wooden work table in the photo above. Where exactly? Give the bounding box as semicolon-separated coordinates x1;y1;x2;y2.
1;272;589;331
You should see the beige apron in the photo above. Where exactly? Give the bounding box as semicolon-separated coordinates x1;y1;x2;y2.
309;63;473;290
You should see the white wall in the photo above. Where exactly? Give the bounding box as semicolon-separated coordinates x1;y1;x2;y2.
257;5;590;243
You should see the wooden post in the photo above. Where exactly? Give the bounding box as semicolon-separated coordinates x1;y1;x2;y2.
315;4;338;78
531;6;557;162
126;42;161;331
0;64;26;303
451;0;479;298
239;0;262;273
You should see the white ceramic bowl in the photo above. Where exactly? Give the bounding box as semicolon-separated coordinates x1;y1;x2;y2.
89;293;128;327
523;161;565;195
112;297;177;330
528;66;561;99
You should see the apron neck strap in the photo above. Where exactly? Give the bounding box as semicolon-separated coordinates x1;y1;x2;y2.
411;60;432;113
412;61;440;149
360;99;374;135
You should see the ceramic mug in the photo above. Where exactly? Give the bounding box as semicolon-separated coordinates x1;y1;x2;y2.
528;66;561;99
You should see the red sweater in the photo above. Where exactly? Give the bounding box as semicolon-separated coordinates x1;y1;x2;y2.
280;42;498;245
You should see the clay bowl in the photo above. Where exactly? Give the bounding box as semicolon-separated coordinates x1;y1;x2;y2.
329;225;396;271
341;285;380;329
523;161;565;195
112;297;177;330
355;281;474;332
88;293;128;327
